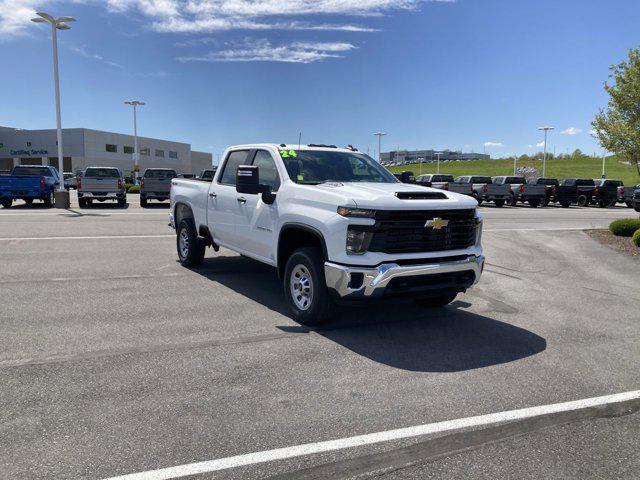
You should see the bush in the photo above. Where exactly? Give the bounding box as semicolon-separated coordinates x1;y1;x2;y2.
633;229;640;248
609;219;640;237
125;184;140;193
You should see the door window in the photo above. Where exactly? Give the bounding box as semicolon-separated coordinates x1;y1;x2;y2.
219;150;250;185
252;150;281;191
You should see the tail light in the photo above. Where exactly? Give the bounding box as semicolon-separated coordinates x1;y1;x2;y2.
594;186;599;195
619;187;625;195
483;184;488;193
141;179;145;189
552;186;557;195
118;178;123;189
39;177;45;188
519;184;525;193
443;182;449;190
77;177;82;189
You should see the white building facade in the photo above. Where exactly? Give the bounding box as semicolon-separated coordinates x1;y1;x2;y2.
0;126;212;175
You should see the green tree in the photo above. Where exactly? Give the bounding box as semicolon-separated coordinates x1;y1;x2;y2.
593;48;640;175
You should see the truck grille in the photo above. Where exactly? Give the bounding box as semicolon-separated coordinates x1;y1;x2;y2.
368;209;477;254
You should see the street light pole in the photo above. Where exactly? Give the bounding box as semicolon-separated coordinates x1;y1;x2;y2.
125;100;145;182
31;12;76;208
435;152;443;174
538;126;554;177
373;132;387;163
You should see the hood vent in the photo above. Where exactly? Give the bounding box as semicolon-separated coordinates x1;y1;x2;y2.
395;191;447;200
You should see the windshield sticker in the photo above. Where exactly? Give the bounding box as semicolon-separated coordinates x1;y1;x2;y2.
280;150;298;158
297;174;304;181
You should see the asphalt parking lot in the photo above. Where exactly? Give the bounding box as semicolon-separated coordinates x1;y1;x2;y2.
1;195;639;479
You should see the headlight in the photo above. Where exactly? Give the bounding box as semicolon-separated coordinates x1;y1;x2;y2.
337;206;376;218
346;228;373;255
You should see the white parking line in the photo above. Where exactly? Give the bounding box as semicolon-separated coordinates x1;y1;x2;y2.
0;234;173;241
103;389;640;480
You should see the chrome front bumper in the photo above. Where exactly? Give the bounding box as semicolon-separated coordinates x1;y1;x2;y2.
324;255;484;299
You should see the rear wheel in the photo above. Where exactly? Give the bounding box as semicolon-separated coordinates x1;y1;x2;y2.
577;195;588;207
1;198;12;208
472;193;482;206
43;191;54;208
117;198;126;208
494;199;505;208
177;219;206;267
625;202;633;208
414;291;459;307
78;198;87;208
284;247;333;325
529;199;540;208
560;201;571;208
24;199;34;206
510;194;518;206
140;197;148;208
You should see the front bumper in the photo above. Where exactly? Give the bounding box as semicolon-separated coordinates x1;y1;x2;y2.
324;254;484;299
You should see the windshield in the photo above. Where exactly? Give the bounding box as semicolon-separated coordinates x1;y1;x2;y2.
281;149;397;184
12;166;51;177
85;168;120;178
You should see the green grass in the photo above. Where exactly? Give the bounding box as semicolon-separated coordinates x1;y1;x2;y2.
387;157;640;187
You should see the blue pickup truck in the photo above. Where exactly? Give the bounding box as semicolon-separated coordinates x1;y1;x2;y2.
0;165;61;208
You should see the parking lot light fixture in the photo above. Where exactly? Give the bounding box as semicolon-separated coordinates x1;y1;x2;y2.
538;126;554;177
373;132;387;163
31;12;77;206
124;100;145;181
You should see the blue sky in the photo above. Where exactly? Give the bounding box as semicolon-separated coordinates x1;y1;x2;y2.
1;0;639;161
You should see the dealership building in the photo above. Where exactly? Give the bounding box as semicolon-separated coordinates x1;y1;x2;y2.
380;149;490;164
0;126;212;175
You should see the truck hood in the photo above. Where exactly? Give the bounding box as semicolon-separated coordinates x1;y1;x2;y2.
316;182;477;210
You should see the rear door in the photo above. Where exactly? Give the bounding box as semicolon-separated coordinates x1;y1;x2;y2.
207;150;251;246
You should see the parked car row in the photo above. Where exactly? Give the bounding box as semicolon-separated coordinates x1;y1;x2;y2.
396;171;640;209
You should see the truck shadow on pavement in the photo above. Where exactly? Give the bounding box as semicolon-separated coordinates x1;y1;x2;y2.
190;255;547;373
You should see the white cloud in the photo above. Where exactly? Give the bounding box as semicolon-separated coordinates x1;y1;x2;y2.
178;38;356;63
483;141;503;147
536;141;545;147
67;43;123;68
589;129;598;137
0;0;43;39
561;127;582;135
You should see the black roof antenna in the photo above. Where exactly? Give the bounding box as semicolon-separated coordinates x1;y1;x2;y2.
346;144;358;151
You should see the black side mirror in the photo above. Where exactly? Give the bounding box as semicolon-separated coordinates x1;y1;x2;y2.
236;165;262;194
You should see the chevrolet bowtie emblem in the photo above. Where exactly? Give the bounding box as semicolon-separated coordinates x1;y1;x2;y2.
425;218;449;230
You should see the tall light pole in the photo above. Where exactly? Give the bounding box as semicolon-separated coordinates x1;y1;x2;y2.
31;12;76;208
125;100;145;182
514;155;518;175
373;132;386;163
538;126;554;177
435;152;443;174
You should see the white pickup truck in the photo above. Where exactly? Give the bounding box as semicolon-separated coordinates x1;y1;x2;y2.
170;144;484;324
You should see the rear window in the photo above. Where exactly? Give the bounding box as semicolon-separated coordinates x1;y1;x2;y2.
471;176;492;183
602;180;622;187
144;169;177;179
84;168;120;178
12;166;51;177
432;175;454;182
505;176;525;184
576;179;595;186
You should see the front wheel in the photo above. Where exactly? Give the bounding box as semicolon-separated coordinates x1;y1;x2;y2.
414;291;459;307
177;219;206;267
284;247;333;325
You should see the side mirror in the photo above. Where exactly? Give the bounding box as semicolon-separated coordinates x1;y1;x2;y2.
236;165;262;194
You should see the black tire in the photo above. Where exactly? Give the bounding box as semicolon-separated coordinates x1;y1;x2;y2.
24;199;34;206
1;198;12;208
43;191;54;208
284;247;333;325
560;201;571;208
597;200;607;208
494;199;505;208
176;219;206;267
529;199;540;208
543;199;550;207
472;193;482;206
140;197;148;208
577;195;588;207
117;198;127;208
635;206;640;213
510;194;518;206
78;198;87;208
625;202;633;208
414;291;459;307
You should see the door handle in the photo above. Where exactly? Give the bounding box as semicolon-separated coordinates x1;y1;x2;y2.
237;197;246;204
209;192;217;198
